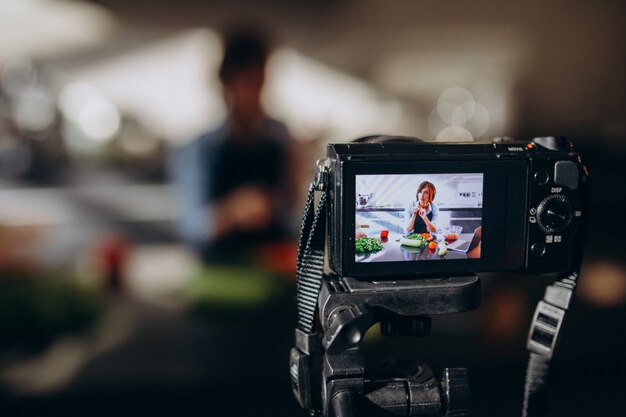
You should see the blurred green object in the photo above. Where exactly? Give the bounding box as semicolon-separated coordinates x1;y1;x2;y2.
182;265;290;312
0;275;104;352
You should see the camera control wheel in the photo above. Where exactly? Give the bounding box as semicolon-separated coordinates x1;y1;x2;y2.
536;194;573;234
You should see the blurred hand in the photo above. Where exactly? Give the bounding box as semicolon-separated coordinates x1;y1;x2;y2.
223;185;273;230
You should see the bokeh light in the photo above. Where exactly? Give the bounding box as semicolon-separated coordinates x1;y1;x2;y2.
76;97;120;142
429;87;491;141
437;87;476;125
579;261;626;307
58;82;120;151
13;88;56;137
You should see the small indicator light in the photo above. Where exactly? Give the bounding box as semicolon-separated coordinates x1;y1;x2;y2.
527;143;535;149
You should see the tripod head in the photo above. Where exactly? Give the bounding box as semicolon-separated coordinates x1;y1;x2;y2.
291;275;480;417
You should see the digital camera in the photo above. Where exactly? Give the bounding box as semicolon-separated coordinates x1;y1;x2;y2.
327;136;588;279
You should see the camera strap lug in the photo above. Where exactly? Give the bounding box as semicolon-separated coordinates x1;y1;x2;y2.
314;158;331;191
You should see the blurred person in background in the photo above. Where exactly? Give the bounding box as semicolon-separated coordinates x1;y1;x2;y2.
171;29;297;264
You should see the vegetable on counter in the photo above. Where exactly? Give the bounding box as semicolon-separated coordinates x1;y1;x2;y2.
401;233;427;248
355;237;384;254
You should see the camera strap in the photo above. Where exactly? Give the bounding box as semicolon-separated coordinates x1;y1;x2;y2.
290;159;330;413
296;159;329;334
522;271;579;417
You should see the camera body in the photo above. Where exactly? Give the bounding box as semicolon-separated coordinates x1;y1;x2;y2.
327;136;588;279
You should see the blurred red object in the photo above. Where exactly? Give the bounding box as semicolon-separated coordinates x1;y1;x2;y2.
95;234;131;293
252;241;298;279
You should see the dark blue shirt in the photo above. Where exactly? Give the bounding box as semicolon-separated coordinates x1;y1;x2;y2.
170;117;292;257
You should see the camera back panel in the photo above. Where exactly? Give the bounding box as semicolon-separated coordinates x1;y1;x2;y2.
326;137;588;279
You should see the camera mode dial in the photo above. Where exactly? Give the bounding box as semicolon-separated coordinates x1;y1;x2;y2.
536;194;573;234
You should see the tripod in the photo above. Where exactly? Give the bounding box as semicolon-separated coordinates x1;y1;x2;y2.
291;274;481;417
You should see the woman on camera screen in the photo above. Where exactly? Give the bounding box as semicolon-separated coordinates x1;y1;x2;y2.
405;181;438;234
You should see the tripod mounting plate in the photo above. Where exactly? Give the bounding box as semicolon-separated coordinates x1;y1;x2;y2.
319;275;481;329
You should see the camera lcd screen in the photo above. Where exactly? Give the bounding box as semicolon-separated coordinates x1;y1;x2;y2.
355;174;484;263
341;159;527;277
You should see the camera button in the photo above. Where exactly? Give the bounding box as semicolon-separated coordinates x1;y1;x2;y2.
554;160;579;190
531;243;546;257
534;170;549;185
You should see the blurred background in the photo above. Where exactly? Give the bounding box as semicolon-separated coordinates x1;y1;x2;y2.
0;1;624;416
